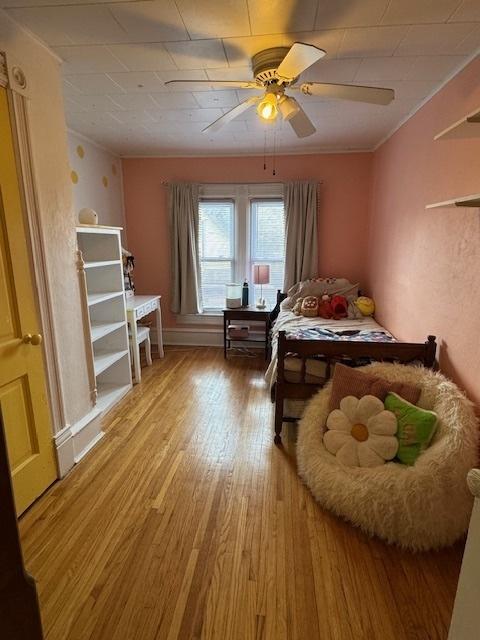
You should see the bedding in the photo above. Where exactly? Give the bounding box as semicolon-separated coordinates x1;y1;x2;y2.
265;308;395;388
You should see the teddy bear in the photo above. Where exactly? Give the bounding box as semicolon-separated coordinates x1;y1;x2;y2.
292;298;304;315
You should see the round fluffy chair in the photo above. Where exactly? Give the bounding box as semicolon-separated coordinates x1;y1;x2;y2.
297;363;479;551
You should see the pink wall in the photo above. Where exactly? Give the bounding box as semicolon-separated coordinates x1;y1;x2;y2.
368;56;480;406
123;153;373;327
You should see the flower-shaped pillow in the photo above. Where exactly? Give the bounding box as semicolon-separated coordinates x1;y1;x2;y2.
324;395;398;467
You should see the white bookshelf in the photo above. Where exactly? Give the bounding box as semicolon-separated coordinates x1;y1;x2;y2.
76;225;132;416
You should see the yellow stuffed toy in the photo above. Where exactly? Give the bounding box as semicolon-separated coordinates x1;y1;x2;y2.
354;296;375;316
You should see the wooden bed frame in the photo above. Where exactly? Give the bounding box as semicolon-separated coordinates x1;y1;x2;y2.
269;291;437;444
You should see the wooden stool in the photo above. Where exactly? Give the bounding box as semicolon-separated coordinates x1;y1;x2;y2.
129;325;152;383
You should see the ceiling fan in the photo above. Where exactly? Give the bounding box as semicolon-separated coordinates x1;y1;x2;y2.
165;42;395;138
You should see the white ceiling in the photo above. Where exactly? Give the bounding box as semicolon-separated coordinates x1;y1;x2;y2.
3;0;480;156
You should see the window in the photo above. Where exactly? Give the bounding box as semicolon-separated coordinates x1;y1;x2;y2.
198;200;234;310
197;186;285;312
250;199;285;308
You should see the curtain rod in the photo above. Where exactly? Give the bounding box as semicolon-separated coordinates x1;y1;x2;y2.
160;180;323;186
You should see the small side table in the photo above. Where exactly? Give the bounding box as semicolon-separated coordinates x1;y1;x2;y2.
223;307;271;360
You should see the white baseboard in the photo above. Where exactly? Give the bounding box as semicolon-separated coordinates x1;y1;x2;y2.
53;425;75;478
151;326;265;348
161;327;223;347
54;406;103;477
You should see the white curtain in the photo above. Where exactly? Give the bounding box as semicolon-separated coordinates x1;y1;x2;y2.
169;182;202;314
283;181;318;291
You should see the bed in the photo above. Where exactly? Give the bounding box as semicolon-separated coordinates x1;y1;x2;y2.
267;285;437;444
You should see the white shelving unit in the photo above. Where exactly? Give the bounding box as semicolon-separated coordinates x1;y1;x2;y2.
76;225;132;416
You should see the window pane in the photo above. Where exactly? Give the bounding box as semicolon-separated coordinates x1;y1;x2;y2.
199;200;234;309
251;200;285;260
199;200;233;259
201;261;232;309
250;200;285;308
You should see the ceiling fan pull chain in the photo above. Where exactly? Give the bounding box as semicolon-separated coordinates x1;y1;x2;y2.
273;130;276;176
263;130;267;171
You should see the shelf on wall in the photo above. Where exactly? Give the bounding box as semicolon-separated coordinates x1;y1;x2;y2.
434;108;480;140
77;224;123;233
91;321;126;342
426;193;480;210
94;349;129;377
84;259;122;269
87;291;124;307
96;383;131;413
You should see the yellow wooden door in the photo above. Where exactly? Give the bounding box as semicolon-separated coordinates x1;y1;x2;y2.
0;86;57;515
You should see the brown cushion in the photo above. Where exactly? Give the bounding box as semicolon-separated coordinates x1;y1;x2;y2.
328;363;421;412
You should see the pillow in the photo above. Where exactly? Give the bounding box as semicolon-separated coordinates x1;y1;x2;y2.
328;363;421;413
282;277;360;310
384;392;438;466
348;300;363;319
324;395;398;467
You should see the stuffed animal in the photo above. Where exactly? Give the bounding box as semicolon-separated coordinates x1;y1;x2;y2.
318;293;333;319
301;296;319;317
355;296;375;316
292;298;304;315
330;295;348;319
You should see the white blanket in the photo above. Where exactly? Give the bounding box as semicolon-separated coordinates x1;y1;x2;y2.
265;310;393;387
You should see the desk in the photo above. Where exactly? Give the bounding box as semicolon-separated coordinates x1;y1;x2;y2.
223;306;271;360
126;295;164;383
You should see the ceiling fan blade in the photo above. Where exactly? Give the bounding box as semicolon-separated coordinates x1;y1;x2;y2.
202;97;260;133
300;82;394;105
288;104;316;138
276;42;326;81
165;79;260;90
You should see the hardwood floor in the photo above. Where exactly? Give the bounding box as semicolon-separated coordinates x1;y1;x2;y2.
20;347;463;640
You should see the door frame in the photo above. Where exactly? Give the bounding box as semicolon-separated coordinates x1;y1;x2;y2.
0;52;66;462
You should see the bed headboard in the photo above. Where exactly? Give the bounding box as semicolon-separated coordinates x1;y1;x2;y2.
270;289;287;324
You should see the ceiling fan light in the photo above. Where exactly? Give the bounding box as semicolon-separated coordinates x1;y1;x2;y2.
279;96;300;121
257;93;278;121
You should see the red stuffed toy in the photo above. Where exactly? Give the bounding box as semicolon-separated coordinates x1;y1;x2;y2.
318;293;333;319
330;295;348;319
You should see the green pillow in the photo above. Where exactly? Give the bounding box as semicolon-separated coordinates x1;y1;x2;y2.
384;392;438;466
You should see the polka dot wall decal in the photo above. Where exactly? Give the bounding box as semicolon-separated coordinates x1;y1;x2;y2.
71;170;78;184
76;145;85;158
112;164;117;176
102;176;108;188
